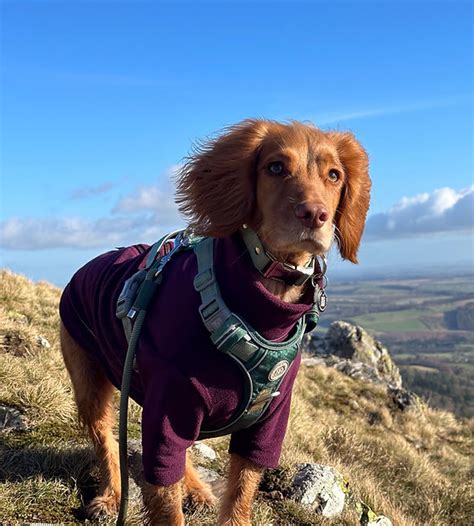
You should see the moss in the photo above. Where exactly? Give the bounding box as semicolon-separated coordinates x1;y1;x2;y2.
1;421;85;450
0;477;83;523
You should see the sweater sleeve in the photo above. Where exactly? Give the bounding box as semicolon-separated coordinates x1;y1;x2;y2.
141;367;206;486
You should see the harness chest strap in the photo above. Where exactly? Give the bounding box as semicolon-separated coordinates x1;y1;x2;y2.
192;236;311;438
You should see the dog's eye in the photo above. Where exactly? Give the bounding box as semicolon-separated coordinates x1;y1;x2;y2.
328;169;340;182
268;161;285;175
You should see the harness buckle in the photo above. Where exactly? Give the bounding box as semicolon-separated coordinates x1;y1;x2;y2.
193;268;216;292
199;298;232;333
248;389;281;414
116;269;147;320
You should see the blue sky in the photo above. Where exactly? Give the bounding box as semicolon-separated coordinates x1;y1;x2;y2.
1;0;473;286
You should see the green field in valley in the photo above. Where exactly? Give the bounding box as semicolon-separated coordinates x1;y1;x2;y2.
321;272;474;418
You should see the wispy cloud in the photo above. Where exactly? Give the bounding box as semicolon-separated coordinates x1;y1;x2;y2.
113;165;181;215
316;95;470;125
69;181;116;200
364;185;474;241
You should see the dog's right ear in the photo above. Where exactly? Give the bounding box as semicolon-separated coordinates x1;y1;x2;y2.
176;119;270;237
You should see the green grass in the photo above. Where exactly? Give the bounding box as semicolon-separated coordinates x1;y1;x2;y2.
350;310;430;332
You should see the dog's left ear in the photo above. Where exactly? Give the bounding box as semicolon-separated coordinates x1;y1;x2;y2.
328;132;371;264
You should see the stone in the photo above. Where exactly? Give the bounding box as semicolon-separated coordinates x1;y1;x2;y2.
195;466;220;483
36;336;51;349
324;321;402;388
193;441;217;460
290;463;346;518
303;321;408;396
368;516;393;526
0;404;27;432
196;466;226;498
388;386;423;412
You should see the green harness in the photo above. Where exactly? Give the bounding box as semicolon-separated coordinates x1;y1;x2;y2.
117;229;321;436
114;229;323;524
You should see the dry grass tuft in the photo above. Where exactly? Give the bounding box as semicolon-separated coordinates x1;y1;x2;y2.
0;269;472;525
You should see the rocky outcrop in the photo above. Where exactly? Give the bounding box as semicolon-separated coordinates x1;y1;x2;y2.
304;321;401;387
303;321;422;411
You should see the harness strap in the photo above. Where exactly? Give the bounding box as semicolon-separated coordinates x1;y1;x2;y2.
193;237;306;438
194;237;233;333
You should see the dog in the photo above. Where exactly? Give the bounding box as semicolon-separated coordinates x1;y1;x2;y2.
59;119;371;525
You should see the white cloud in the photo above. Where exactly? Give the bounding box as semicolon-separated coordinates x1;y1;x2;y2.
0;165;186;251
3;179;472;251
365;185;474;240
0;214;184;250
112;165;182;222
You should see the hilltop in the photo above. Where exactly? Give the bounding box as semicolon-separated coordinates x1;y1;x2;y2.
0;269;472;525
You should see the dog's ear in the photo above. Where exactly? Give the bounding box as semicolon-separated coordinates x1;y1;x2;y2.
328;132;371;263
176;119;270;237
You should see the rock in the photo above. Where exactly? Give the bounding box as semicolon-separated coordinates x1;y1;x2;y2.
333;357;388;385
303;321;406;391
290;463;346;518
36;335;51;349
196;466;226;498
324;322;402;387
196;466;220;483
0;404;27;432
303;321;423;414
193;441;217;460
301;356;327;368
388;386;423;412
290;463;393;525
368;517;393;526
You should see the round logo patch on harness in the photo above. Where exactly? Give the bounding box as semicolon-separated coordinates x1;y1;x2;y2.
268;360;289;382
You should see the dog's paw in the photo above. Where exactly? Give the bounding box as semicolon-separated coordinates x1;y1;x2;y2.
86;494;120;519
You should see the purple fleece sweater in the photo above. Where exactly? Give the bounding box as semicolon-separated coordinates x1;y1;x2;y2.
59;234;313;486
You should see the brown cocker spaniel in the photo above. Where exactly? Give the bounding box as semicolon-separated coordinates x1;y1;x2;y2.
59;119;371;525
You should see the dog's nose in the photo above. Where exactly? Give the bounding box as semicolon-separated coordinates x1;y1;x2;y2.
295;203;329;229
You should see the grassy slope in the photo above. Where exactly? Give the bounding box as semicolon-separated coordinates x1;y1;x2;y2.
0;270;473;525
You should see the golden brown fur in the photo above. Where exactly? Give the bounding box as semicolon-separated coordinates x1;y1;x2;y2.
61;119;371;524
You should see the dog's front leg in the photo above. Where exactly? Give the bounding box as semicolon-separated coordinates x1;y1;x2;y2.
142;480;184;526
218;453;263;526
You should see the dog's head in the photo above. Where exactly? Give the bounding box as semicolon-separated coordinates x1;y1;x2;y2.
176;119;371;263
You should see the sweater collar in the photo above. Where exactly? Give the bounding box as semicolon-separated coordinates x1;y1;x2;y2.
214;235;318;342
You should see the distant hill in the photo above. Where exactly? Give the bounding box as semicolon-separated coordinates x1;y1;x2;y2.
0;269;472;526
319;274;474;418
